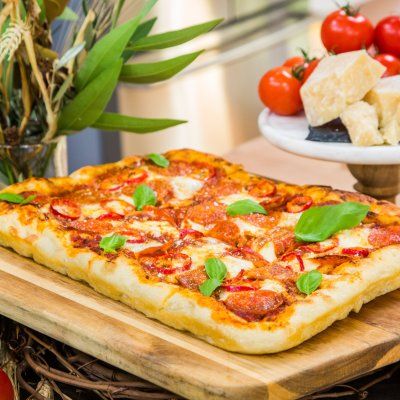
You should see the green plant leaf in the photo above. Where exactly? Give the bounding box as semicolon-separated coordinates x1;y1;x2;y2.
147;153;169;168
132;184;156;211
296;270;322;295
44;0;69;22
55;43;86;70
59;60;123;132
123;17;157;61
295;202;370;243
199;258;227;296
37;0;46;23
205;258;227;281
53;74;73;104
99;234;126;253
0;193;35;204
128;19;222;51
75;0;157;90
199;278;222;297
57;6;78;21
120;50;203;84
91;113;186;133
226;199;267;216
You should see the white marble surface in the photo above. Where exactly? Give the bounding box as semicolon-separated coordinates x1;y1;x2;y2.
258;109;400;165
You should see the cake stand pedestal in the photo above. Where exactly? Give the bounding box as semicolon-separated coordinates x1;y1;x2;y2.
258;109;400;203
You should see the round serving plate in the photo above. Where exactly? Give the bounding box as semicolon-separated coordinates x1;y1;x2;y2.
258;108;400;165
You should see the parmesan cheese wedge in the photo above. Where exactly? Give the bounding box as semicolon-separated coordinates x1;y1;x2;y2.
301;50;385;126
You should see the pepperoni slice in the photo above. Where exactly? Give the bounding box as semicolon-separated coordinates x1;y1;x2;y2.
197;179;241;200
299;238;338;254
179;229;204;240
51;198;81;220
153;160;215;181
68;218;113;234
341;248;370;257
223;290;284;321
96;212;124;221
140;253;192;275
247;180;276;197
267;227;298;256
286;196;313;213
313;255;351;274
146;179;174;203
208;220;240;246
220;285;256;292
176;267;207;290
245;263;296;282
185;201;227;226
260;195;287;211
368;226;400;248
100;169;148;191
281;252;304;271
239;213;279;229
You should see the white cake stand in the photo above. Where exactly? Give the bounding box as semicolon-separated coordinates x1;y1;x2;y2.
258;109;400;202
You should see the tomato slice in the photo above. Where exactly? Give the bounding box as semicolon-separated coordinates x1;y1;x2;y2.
50;198;81;220
140;253;192;275
247;180;276;197
221;285;256;292
341;247;370;257
286;195;313;213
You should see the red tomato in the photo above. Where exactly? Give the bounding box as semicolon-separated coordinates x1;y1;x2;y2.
374;16;400;57
258;66;303;116
0;369;13;400
374;53;400;77
302;58;320;82
283;56;305;68
321;7;374;53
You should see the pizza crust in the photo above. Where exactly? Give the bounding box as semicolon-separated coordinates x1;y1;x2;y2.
0;208;399;354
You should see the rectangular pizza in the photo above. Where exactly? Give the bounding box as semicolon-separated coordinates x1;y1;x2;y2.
0;149;399;354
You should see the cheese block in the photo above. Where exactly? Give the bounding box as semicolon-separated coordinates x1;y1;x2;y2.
301;50;385;127
340;101;383;146
364;75;400;145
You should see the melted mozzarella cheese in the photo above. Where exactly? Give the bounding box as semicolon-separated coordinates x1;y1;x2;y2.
123;240;162;253
126;220;179;240
336;227;372;248
259;242;276;262
80;203;107;219
278;212;302;227
233;218;265;236
219;192;259;205
181;237;228;267
260;279;285;292
170;176;203;200
119;194;134;205
220;255;254;278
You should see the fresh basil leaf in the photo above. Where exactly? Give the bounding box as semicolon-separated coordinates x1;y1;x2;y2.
205;258;227;281
99;234;126;253
296;270;323;295
0;193;35;204
133;184;156;211
226;199;267;216
199;278;222;297
59;60;123;132
0;193;25;204
91;113;186;133
295;202;370;243
119;50;203;84
128;19;222;51
21;195;36;205
75;0;156;90
147;153;169;168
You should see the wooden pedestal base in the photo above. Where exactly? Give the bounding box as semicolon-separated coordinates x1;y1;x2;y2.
347;164;400;204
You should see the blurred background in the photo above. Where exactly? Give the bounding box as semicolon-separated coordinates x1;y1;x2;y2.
67;0;400;172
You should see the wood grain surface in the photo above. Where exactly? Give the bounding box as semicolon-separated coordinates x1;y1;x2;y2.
0;137;399;399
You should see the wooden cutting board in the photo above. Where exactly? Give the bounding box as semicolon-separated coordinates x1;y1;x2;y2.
0;246;399;400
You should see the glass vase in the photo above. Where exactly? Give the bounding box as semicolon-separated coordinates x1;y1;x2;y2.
0;137;68;188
